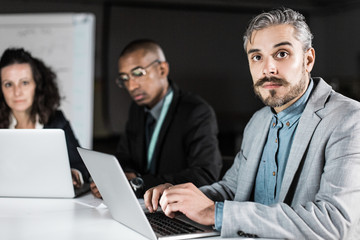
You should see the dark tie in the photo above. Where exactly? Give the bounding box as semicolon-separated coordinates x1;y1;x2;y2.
145;112;156;150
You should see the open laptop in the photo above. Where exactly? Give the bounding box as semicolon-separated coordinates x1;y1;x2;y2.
77;147;220;240
0;129;89;198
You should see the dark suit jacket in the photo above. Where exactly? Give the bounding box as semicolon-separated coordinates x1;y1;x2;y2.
116;81;222;190
44;110;90;182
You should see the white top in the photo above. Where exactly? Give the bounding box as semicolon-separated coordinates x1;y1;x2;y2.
8;113;43;129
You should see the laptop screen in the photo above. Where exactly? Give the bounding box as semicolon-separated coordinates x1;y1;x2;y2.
78;147;219;240
0;129;76;198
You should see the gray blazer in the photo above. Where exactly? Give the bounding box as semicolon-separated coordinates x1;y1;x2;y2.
201;78;360;239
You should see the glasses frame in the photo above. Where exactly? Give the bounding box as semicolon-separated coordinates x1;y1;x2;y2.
116;59;161;88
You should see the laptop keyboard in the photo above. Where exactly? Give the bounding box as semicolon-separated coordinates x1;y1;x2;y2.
146;212;204;236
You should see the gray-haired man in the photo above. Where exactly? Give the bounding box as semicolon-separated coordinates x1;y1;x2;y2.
144;7;360;239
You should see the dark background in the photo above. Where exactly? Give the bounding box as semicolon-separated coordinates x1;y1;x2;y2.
1;0;360;157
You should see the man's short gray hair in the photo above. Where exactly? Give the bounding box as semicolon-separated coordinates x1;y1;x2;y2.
243;8;313;51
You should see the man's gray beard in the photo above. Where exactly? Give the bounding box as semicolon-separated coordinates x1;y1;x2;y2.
254;76;307;108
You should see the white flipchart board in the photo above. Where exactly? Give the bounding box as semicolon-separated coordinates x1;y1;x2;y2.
0;13;95;148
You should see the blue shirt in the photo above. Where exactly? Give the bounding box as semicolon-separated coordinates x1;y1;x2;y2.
214;79;314;231
254;79;313;205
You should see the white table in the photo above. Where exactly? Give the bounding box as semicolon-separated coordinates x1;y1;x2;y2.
0;193;149;240
0;193;227;240
0;193;264;240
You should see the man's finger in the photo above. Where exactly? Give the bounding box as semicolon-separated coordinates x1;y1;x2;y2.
144;189;154;212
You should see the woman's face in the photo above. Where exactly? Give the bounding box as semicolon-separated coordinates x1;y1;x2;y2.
1;63;36;115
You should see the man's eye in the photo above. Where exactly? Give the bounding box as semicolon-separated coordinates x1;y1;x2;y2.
131;68;146;77
118;74;129;82
276;51;289;59
252;55;261;61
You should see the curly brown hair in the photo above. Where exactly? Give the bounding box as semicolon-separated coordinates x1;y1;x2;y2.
0;48;61;128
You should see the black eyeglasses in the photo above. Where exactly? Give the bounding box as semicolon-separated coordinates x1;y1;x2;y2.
116;59;161;88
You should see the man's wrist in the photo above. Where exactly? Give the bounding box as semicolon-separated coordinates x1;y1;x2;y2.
129;177;144;198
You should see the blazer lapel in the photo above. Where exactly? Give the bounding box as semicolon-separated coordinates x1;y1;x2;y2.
279;78;332;202
136;107;148;169
278;109;321;201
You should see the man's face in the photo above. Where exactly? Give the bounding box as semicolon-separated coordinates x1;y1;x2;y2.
246;24;315;113
118;49;169;109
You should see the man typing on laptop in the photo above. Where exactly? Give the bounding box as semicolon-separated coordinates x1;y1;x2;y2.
144;7;360;239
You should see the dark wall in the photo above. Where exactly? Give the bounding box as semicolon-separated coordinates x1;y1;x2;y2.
105;5;360;155
311;9;360;100
1;1;360;155
106;6;264;151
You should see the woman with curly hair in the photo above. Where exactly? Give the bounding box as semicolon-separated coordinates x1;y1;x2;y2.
0;48;89;188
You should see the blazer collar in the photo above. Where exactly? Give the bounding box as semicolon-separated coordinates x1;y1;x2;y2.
279;77;333;201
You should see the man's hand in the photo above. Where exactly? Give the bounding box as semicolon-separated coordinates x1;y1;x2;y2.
90;181;102;199
145;183;215;226
144;183;173;212
71;169;82;189
159;183;215;226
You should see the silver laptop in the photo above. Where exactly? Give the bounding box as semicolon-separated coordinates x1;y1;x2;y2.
77;147;220;240
0;129;88;198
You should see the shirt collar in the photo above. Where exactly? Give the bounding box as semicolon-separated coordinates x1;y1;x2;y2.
145;86;173;121
276;79;314;126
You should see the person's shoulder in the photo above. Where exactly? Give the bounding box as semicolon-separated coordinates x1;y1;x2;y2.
169;81;205;105
330;91;360;106
54;109;65;116
177;88;211;109
303;78;360;130
169;87;216;123
327;91;360;117
45;110;68;127
52;110;67;121
313;78;360;114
